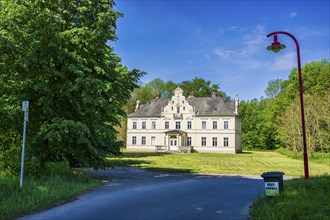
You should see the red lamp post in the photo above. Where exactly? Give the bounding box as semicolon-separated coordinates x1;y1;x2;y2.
266;31;309;179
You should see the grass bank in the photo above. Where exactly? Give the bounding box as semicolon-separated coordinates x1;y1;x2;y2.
275;147;330;165
108;151;329;177
0;166;99;220
249;175;330;219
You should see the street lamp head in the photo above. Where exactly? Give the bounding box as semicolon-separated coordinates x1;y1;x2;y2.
267;34;286;52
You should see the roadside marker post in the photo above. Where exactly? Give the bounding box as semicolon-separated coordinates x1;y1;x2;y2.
20;101;29;190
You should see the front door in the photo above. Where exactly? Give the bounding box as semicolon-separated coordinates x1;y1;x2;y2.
170;138;178;151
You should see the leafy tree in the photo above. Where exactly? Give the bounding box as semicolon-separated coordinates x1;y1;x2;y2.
0;0;143;170
144;78;166;96
279;59;330;101
265;79;283;99
162;80;178;99
278;93;330;156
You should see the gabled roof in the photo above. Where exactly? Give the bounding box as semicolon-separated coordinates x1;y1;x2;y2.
187;97;235;116
128;99;168;117
128;97;236;118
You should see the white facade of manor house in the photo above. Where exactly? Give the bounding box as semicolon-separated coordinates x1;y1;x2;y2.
126;87;242;153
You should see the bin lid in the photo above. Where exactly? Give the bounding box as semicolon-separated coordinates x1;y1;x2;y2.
261;171;285;178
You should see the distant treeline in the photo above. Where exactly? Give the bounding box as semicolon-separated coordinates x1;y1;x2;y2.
240;59;329;155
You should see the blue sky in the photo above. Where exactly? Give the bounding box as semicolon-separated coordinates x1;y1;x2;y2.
111;0;330;101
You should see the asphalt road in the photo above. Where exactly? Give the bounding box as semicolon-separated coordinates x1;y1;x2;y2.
19;167;265;220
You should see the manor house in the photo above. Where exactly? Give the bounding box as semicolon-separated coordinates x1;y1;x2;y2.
126;87;242;153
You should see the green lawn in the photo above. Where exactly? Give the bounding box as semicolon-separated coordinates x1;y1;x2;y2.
108;151;330;177
250;175;330;220
0;168;99;220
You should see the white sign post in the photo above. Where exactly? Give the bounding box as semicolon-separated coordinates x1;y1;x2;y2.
20;101;29;190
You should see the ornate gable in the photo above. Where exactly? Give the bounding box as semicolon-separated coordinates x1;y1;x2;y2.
162;87;194;119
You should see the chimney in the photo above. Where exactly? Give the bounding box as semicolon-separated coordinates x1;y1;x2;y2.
234;95;239;115
135;100;140;112
188;91;194;98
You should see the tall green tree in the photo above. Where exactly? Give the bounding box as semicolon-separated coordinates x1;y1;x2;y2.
179;77;230;100
144;78;166;96
265;79;283;99
278;93;330;155
0;0;143;170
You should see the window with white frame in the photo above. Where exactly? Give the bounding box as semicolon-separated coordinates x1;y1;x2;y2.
133;122;137;129
213;121;217;129
224;121;228;130
202;121;206;129
132;136;136;145
187;137;192;146
187;121;192;129
142;121;146;129
142;136;146;145
176;106;180;113
224;137;229;147
212;137;217;146
152;121;156;129
201;137;206;146
165;121;169;129
176;121;181;129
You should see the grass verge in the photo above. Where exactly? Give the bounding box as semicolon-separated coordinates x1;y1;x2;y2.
108;151;329;177
0;168;99;220
275;147;330;165
249;175;330;220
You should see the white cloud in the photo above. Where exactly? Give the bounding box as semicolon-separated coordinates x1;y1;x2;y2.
214;25;267;58
240;25;267;55
296;26;329;38
214;48;237;59
269;52;297;72
226;26;238;31
193;25;202;33
226;26;246;33
289;12;298;18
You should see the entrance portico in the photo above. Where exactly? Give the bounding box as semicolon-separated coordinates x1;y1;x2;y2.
164;130;187;151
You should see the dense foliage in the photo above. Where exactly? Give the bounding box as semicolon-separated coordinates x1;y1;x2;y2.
240;59;330;155
0;0;144;172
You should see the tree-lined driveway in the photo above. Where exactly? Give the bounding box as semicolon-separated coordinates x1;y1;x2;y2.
19;167;265;220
